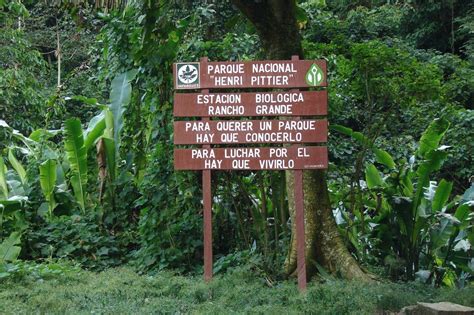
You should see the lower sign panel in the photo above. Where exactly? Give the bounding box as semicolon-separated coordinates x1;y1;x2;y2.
174;146;328;170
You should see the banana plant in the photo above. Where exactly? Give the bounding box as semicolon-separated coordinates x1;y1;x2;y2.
79;70;136;205
334;118;472;283
363;118;452;279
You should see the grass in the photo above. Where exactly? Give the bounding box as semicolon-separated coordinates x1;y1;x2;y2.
0;265;473;314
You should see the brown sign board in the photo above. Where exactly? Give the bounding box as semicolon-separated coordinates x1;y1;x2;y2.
173;119;327;145
174;146;328;170
173;56;328;290
173;91;328;117
173;60;327;90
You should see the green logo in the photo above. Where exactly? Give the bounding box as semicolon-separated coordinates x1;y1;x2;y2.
305;64;324;86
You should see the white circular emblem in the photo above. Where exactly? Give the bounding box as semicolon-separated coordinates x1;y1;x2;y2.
178;64;199;84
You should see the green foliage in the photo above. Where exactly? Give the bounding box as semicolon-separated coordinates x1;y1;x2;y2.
136;145;203;271
0;260;81;282
0;0;473;284
442;109;474;190
0;29;49;134
400;0;474;54
333;118;473;284
26;214;132;270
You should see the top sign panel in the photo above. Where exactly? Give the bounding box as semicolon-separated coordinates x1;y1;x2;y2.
173;60;327;90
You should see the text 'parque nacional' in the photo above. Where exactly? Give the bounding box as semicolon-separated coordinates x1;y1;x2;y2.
174;59;327;89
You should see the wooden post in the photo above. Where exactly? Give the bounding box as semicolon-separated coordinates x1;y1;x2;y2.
292;55;307;292
200;58;213;282
202;154;212;282
294;168;306;291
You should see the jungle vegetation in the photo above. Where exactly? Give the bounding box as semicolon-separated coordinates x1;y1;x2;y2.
0;0;473;310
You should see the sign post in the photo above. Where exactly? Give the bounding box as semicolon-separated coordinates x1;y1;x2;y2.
201;86;213;283
173;56;328;291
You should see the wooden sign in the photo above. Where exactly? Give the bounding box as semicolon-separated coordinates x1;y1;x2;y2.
174;146;327;170
173;56;328;292
173;119;327;144
173;91;327;117
173;59;327;90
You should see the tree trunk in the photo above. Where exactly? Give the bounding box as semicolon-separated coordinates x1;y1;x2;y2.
232;0;371;281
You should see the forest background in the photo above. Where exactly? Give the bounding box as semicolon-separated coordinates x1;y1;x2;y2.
0;0;473;303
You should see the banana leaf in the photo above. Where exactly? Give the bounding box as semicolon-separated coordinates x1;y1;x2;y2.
29;129;60;142
365;164;385;189
39;159;57;216
8;149;26;185
432;179;453;213
0;232;21;262
0;197;27;215
109;69;137;154
84;111;106;151
64;118;87;212
417;118;450;158
331;124;395;169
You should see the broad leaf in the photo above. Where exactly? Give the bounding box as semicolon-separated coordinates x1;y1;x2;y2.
84;111;106;151
64;118;87;212
0;197;27;215
413;149;449;216
39;159;57;216
8;149;26;185
29;129;60;142
330;124;352;136
331;124;370;146
332;124;395;168
0;232;21;262
461;184;474;203
109;69;137;154
412;149;449;243
374;149;396;169
69;95;100;106
432;179;453;212
365;164;385;189
417;118;449;158
104;108;114;139
454;204;471;230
